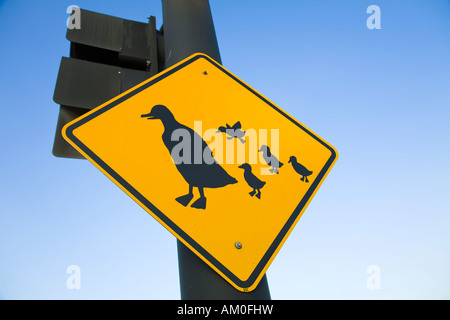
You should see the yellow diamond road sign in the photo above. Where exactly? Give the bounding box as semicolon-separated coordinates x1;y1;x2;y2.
63;53;338;292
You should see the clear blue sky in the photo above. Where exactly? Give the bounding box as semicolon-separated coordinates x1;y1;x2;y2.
0;0;449;299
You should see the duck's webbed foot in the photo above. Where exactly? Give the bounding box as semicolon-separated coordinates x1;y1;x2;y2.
249;190;256;197
191;197;206;209
255;190;261;199
176;193;194;206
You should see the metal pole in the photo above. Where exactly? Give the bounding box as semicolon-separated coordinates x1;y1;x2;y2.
162;0;222;68
161;0;271;300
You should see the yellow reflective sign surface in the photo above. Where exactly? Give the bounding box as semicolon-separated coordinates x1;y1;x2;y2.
63;53;338;292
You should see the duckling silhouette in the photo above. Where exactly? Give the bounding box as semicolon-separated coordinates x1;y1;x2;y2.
238;163;266;199
258;145;283;174
141;105;238;209
288;156;313;183
217;121;246;143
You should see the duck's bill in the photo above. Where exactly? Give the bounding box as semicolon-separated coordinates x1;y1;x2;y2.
141;112;155;119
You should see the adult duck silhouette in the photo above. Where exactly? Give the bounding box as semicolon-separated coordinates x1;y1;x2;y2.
141;105;237;209
288;156;313;183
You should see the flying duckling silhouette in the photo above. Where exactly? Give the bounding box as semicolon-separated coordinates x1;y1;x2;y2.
141;105;238;209
217;121;246;143
238;163;266;199
288;156;313;183
258;145;283;174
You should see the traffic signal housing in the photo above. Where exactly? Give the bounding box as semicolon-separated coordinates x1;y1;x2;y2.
53;8;163;159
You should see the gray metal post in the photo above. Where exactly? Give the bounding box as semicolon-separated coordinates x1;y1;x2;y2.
161;0;271;300
162;0;222;68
